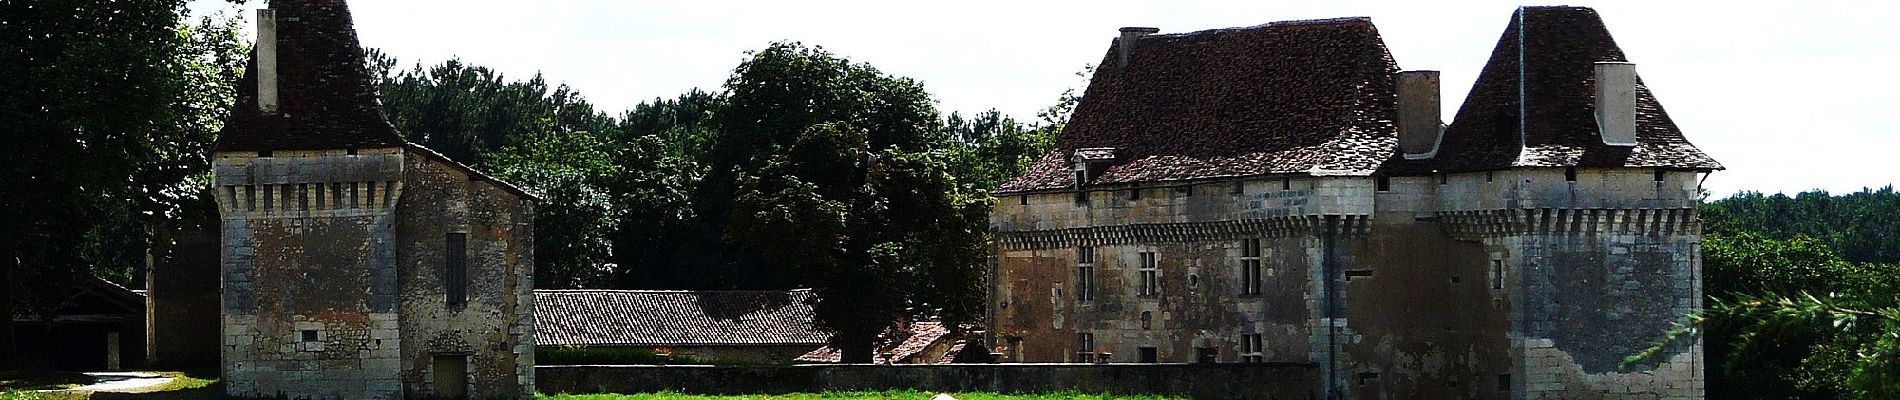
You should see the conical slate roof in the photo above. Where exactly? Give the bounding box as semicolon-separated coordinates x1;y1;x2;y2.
1388;6;1722;173
213;0;404;152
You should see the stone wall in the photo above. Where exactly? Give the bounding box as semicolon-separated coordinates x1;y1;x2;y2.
215;148;408;400
146;216;222;369
537;364;1320;400
989;167;1704;399
396;151;537;398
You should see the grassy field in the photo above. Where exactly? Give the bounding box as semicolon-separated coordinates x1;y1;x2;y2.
539;391;1183;400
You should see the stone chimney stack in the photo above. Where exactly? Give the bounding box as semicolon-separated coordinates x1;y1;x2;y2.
1118;27;1160;69
1397;70;1443;159
256;9;279;114
1594;62;1637;146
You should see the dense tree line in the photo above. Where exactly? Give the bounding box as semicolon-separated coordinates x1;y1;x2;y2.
1632;189;1900;399
368;43;1067;361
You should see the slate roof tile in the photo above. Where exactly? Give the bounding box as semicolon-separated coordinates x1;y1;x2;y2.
215;0;404;152
1383;6;1721;173
997;18;1402;193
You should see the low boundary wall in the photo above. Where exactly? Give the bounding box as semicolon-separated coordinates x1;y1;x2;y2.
538;363;1320;400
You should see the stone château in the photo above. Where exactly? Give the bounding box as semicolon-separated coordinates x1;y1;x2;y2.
211;0;536;398
987;7;1718;399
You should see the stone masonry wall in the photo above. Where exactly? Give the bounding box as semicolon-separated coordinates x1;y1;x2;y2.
990;167;1705;399
215;148;407;400
396;151;536;399
537;364;1321;400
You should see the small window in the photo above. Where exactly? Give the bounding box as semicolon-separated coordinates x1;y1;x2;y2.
1439;173;1448;185
1140;311;1153;330
1358;372;1381;386
1074;333;1096;362
1074;170;1087;189
346;147;358;156
1345;269;1375;280
1281;177;1291;190
1240;239;1263;295
1231;181;1243;195
1138;347;1158;363
446;233;468;305
1075;247;1095;302
1492;259;1505;290
300;330;319;342
257;150;273;158
1485;171;1495;182
1564;167;1578;182
1074;190;1089;205
1240;334;1264;363
1019;195;1028;205
1129;188;1141;200
1498;374;1512;391
1653;169;1666;182
1138;251;1160;296
1376;176;1391;192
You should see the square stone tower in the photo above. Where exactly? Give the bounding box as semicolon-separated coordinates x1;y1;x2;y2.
211;1;536;399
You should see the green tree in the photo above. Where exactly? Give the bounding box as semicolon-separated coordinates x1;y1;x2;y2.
708;43;987;362
1634;231;1900;399
0;1;245;363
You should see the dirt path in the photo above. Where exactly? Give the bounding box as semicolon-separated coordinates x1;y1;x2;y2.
67;372;174;393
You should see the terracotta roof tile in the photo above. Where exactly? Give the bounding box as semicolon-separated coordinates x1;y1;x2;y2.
795;321;953;364
534;290;828;347
997;18;1401;193
1385;7;1722;173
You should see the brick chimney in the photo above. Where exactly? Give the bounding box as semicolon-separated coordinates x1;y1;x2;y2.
1397;70;1443;159
1118;27;1159;69
256;9;279;114
1594;62;1637;146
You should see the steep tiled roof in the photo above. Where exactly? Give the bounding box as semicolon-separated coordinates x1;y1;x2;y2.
534;289;828;347
214;0;405;151
997;18;1401;193
1386;7;1721;173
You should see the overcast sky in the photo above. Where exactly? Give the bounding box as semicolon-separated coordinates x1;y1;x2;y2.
187;0;1898;197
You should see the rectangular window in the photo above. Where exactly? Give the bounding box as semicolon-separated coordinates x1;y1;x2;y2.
1076;246;1095;302
1282;177;1291;190
299;330;319;342
1240;334;1264;363
1498;374;1512;391
1138;347;1158;363
1074;333;1095;362
1376;176;1392;192
1195;347;1218;364
1128;188;1140;200
1492;259;1505;290
1565;167;1578;182
1241;239;1263;295
1138;251;1160;296
1654;169;1666;182
1231;181;1243;195
446;233;468;305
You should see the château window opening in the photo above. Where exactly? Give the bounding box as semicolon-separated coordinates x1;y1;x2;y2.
1138;251;1160;296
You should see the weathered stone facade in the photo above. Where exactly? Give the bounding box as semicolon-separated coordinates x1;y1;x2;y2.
989;7;1715;400
212;1;535;398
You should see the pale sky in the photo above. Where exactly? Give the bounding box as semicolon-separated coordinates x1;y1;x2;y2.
187;0;1899;198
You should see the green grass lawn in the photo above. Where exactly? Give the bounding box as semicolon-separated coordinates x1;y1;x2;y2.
539;391;1183;400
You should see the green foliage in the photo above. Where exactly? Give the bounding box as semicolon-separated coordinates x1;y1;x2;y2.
1636;229;1900;399
1704;187;1900;264
705;43;988;362
0;1;246;362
